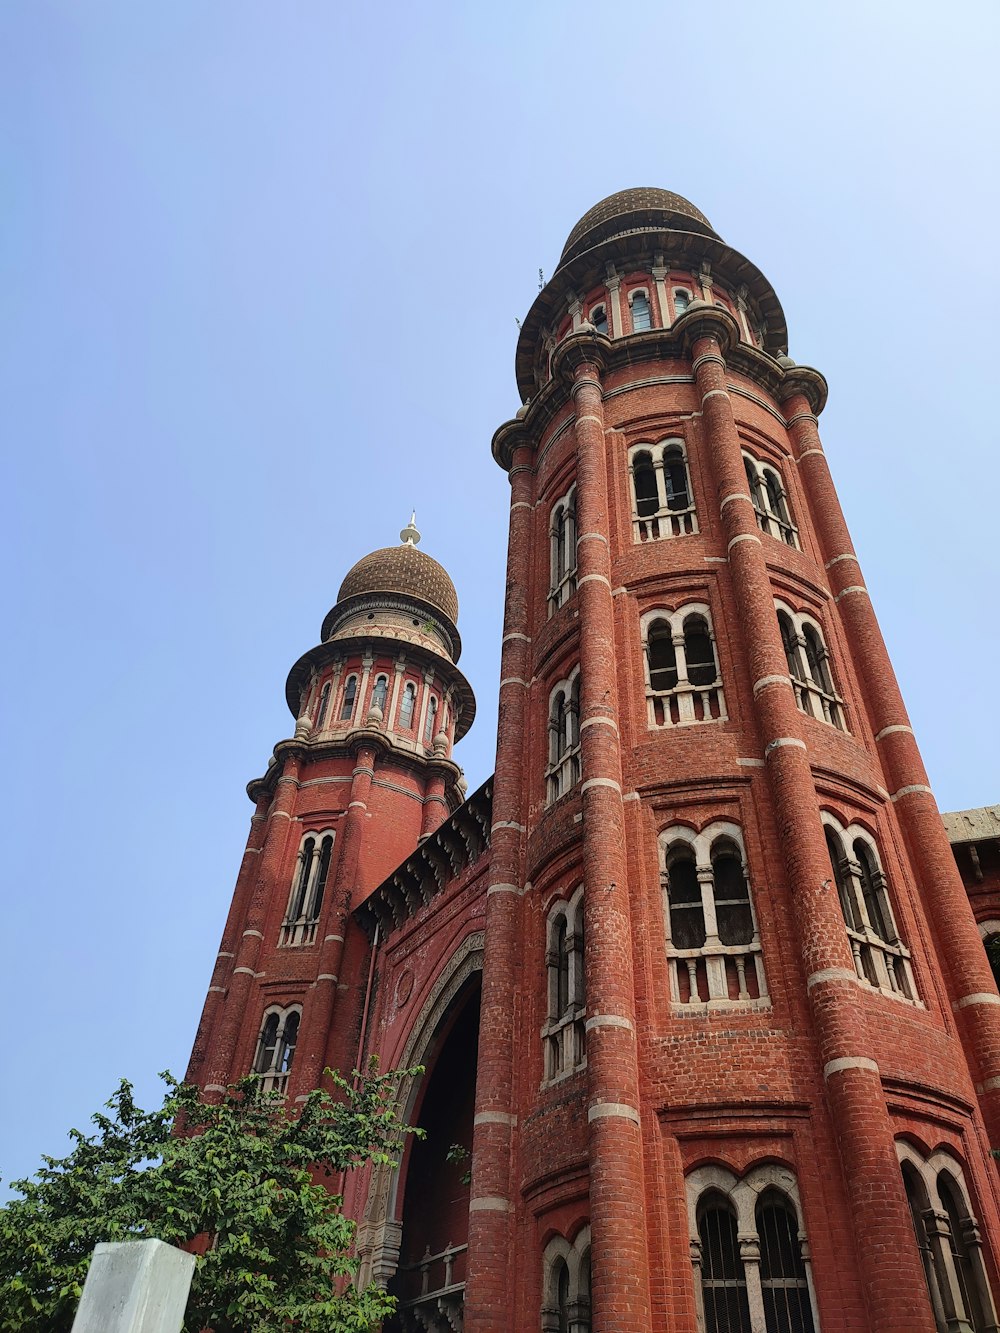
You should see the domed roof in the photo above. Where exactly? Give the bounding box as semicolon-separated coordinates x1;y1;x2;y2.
337;523;459;626
559;188;717;266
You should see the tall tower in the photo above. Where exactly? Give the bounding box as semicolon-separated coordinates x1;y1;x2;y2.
188;190;1000;1333
186;515;475;1107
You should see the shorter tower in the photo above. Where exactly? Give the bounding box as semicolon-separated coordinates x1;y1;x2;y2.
185;517;475;1106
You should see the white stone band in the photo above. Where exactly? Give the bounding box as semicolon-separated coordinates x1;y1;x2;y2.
208;985;226;994
720;492;753;511
835;585;868;602
470;1197;511;1213
577;572;613;589
875;725;914;741
890;785;934;802
502;632;532;645
578;531;609;545
492;821;526;834
474;1111;517;1126
233;967;255;976
954;993;1000;1010
324;934;344;944
737;757;765;768
824;1057;879;1079
753;674;791;696
586;1014;635;1033
582;777;622;795
204;1084;226;1094
580;715;619;733
798;447;825;461
728;533;762;551
487;882;523;897
588;1102;641;1126
765;737;807;756
825;553;858;569
807;968;859;990
499;676;529;689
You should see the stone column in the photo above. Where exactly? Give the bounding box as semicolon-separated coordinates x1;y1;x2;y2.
203;755;302;1094
784;384;1000;1138
570;356;654;1331
291;742;377;1096
463;439;533;1333
687;315;934;1333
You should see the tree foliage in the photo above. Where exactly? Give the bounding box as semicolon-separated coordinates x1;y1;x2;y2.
0;1065;420;1332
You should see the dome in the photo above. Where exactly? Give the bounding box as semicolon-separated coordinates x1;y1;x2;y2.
559;187;718;267
337;539;459;627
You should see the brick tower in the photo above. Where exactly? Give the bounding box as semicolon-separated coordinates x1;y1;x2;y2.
188;190;1000;1333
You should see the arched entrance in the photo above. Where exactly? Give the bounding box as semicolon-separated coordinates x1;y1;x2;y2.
389;973;480;1331
357;932;483;1331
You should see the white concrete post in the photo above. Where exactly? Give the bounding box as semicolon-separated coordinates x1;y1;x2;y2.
72;1239;195;1333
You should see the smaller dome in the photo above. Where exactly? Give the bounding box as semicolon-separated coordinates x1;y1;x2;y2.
559;187;717;267
337;539;459;627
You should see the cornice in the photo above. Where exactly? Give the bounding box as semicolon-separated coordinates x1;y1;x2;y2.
492;315;826;472
246;731;466;803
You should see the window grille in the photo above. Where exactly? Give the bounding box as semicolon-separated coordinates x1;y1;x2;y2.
661;824;767;1009
253;1006;301;1095
630;440;697;541
280;831;334;946
542;887;585;1083
643;607;726;727
823;818;917;1001
743;453;799;547
546;672;581;804
548;487;578;614
775;606;846;730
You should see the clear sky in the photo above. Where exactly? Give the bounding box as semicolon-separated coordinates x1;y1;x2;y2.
2;1;998;1193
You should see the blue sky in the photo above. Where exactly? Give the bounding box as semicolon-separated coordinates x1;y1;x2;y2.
2;1;998;1192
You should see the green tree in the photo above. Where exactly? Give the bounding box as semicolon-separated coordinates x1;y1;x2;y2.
0;1065;419;1332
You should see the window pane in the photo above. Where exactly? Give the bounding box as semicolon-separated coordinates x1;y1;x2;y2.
714;851;754;946
664;452;690;509
648;624;679;691
632;293;651;331
699;1204;751;1333
684;618;717;687
757;1195;815;1333
633;454;659;517
667;852;706;948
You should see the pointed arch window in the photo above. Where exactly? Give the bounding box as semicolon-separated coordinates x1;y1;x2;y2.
542;1229;591;1333
660;823;767;1009
898;1143;999;1333
424;695;438;745
630;290;652;332
399;681;417;728
281;830;334;946
743;452;799;547
590;303;608;337
687;1165;818;1333
253;1005;301;1096
642;605;726;727
823;816;917;1001
775;604;846;730
673;288;691;317
629;439;696;541
315;681;331;731
542;886;585;1082
546;670;581;804
371;675;388;715
340;674;358;722
549;486;578;614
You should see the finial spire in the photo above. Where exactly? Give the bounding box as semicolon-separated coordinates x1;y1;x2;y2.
400;512;421;546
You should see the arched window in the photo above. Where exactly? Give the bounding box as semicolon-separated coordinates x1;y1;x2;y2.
687;1166;819;1333
660;824;767;1008
743;452;798;547
399;681;417;728
590;303;608;337
281;831;334;946
340;675;358;721
630;290;651;331
315;681;331;731
698;1197;750;1333
543;886;585;1082
642;605;726;727
629;439;697;540
775;603;846;731
898;1143;1000;1333
252;1005;301;1095
546;671;581;804
371;675;388;714
756;1191;815;1333
542;1229;591;1333
983;929;1000;989
549;486;578;614
822;815;917;1000
424;695;438;744
673;288;691;317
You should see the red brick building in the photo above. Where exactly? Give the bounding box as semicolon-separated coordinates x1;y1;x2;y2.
186;190;1000;1333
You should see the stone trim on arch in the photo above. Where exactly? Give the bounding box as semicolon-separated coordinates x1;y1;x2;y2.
355;930;485;1291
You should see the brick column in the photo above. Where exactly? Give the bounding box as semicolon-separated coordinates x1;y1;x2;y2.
203;754;302;1094
463;441;532;1333
292;742;377;1096
420;770;449;839
185;794;269;1085
571;358;654;1332
688;322;933;1333
784;385;1000;1135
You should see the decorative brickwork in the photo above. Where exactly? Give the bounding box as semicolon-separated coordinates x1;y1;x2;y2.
188;189;1000;1333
